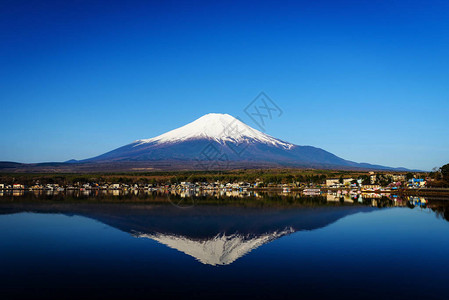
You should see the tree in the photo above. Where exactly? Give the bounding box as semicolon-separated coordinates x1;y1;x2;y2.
285;175;295;184
360;175;370;185
429;167;442;180
441;164;449;181
406;172;414;180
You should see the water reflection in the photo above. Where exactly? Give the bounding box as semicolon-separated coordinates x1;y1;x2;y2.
134;228;295;266
0;201;373;266
0;189;445;212
1;190;449;266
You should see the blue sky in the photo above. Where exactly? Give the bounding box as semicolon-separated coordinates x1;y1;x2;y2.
0;0;448;170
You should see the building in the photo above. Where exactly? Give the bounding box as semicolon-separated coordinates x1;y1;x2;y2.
326;178;354;187
180;182;196;189
408;178;426;187
387;174;406;182
326;179;339;187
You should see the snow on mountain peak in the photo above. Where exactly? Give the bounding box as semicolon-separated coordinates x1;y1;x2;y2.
135;113;293;148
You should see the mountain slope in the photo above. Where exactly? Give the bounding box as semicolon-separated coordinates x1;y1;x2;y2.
82;113;404;170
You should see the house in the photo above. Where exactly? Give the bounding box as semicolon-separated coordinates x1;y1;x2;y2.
386;174;406;182
326;179;340;187
408;178;426;187
231;183;240;189
180;182;196;189
326;178;354;187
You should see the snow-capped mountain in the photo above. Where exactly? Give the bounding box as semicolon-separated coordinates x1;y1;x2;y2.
135;113;293;148
83;113;404;170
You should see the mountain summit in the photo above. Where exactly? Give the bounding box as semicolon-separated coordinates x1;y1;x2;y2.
83;113;405;170
135;113;292;148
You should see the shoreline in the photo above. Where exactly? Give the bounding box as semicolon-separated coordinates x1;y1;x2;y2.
2;187;449;197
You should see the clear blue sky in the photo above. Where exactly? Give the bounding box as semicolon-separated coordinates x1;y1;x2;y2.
1;0;448;170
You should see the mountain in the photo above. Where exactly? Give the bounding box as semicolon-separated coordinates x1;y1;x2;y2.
82;113;406;170
0;113;410;172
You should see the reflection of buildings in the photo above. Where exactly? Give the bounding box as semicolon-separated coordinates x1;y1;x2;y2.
13;190;24;196
326;192;354;203
225;191;245;197
361;193;382;199
408;196;428;207
361;185;381;191
0;189;430;212
326;193;341;202
325;191;411;208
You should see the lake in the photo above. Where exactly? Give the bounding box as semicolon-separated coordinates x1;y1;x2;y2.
1;191;449;299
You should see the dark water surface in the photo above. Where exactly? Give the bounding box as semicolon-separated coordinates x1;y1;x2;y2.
1;193;449;299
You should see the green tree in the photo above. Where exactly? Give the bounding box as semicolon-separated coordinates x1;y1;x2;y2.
441;164;449;181
360;175;370;185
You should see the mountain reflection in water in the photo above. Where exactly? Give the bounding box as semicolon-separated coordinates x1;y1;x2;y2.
1;192;449;300
0;202;374;266
1;191;449;266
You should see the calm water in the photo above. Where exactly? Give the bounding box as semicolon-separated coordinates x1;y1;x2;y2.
1;192;449;299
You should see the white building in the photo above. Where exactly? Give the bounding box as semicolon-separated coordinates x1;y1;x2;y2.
326;178;354;187
386;174;406;182
326;179;340;187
